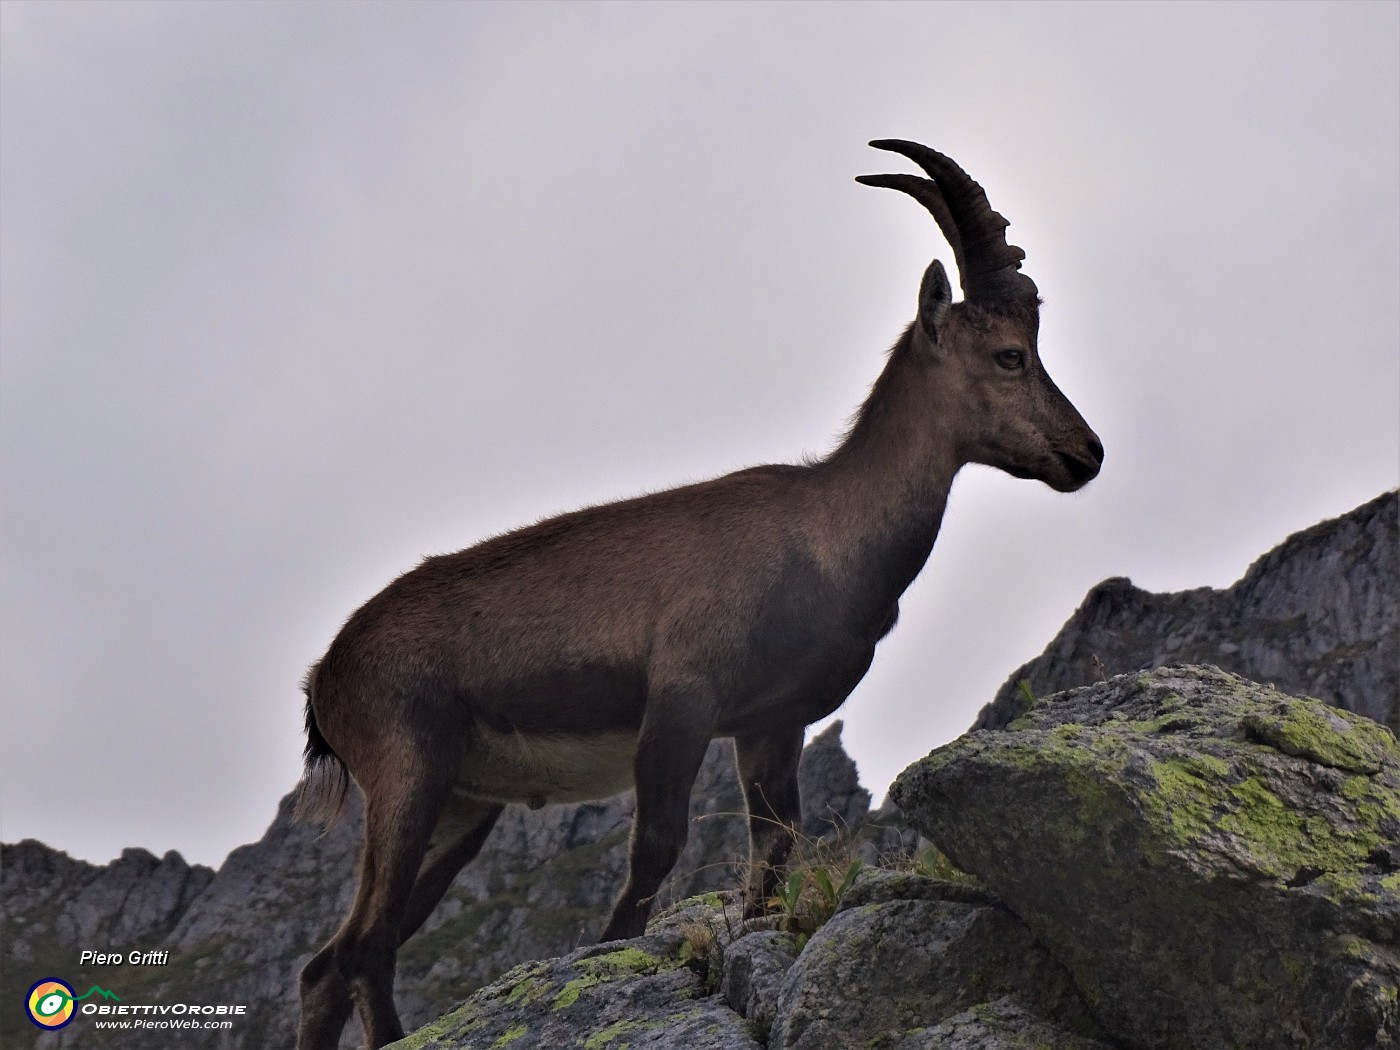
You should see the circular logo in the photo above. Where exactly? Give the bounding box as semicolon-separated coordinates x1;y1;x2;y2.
27;978;76;1030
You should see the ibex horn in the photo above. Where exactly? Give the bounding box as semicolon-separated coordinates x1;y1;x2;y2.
856;140;1038;305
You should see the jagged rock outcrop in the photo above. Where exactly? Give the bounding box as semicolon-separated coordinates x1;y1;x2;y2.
976;491;1398;733
387;872;1117;1050
3;846;216;1049
4;726;870;1050
6;494;1395;1049
797;722;871;839
897;664;1400;1050
395;666;1397;1050
3;844;213;969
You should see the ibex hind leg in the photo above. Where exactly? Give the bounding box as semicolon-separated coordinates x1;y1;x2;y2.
299;760;455;1050
397;796;503;943
297;945;353;1050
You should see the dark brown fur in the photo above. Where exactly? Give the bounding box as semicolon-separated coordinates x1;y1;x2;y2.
295;146;1102;1050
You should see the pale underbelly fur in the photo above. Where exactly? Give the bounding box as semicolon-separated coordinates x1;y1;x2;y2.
455;727;639;808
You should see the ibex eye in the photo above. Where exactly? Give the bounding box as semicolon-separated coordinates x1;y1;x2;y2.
995;348;1025;371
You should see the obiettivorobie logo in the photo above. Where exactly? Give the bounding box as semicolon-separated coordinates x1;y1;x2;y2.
26;978;120;1030
24;974;248;1033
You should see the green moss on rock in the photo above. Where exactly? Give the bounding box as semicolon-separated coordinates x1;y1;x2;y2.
580;1009;702;1049
1243;701;1392;773
505;970;549;1008
892;666;1400;1050
388;1002;485;1049
552;947;664;1010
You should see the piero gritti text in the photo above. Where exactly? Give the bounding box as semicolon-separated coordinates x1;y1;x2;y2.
80;949;170;966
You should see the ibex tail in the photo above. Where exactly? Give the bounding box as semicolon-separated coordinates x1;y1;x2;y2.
292;662;350;827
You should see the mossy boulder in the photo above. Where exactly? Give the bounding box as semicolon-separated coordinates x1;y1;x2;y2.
385;873;1114;1050
768;870;1112;1050
893;664;1400;1050
385;900;762;1049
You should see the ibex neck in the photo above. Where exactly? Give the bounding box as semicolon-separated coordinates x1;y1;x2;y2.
810;332;961;605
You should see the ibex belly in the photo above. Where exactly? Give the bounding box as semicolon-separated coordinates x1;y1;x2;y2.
455;727;638;808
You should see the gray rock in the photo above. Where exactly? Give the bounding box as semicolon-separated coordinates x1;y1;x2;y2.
834;865;997;911
719;930;798;1037
976;490;1398;732
3;728;864;1049
1;839;214;1044
895;664;1400;1050
798;720;872;839
767;881;1100;1050
383;904;762;1050
3;841;213;953
10;495;1396;1050
899;997;1118;1050
846;795;926;867
375;871;1108;1050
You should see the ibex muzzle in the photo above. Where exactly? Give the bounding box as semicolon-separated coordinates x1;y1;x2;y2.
295;140;1101;1049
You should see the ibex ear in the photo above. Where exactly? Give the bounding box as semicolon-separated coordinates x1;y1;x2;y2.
918;259;952;345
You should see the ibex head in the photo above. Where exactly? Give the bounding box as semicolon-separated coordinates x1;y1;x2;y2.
858;140;1103;492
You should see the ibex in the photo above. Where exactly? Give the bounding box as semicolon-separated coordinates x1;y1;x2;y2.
294;140;1102;1049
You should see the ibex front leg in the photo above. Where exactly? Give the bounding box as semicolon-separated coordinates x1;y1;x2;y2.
599;680;717;942
736;726;803;916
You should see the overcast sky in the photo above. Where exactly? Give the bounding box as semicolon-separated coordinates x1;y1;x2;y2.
2;1;1396;869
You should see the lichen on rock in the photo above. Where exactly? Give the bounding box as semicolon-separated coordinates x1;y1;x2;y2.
767;868;1109;1050
386;900;762;1050
894;664;1400;1050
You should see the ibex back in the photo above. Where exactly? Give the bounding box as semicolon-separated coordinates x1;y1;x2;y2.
295;140;1103;1049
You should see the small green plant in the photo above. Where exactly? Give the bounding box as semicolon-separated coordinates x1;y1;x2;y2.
684;810;875;954
1018;679;1037;707
767;857;864;951
770;869;808;925
812;858;863;916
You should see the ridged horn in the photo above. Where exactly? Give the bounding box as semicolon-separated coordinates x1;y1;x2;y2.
856;139;1037;305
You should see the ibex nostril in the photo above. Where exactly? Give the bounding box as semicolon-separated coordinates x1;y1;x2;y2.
1058;451;1100;485
1088;436;1105;465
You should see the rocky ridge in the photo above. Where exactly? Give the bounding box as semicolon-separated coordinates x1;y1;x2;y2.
4;492;1395;1049
5;845;213;973
976;490;1398;733
396;666;1397;1050
4;724;881;1050
387;868;1121;1050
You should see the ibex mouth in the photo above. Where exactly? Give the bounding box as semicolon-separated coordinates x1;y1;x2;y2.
1056;450;1102;488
